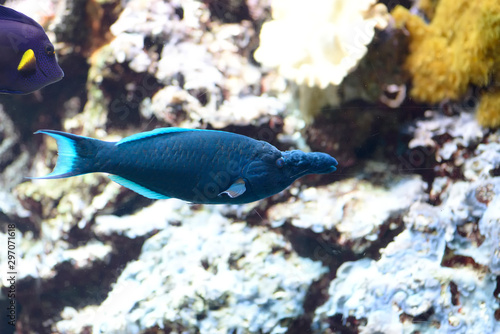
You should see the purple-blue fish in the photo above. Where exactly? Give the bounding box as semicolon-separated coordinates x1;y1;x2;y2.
0;6;63;94
32;128;338;204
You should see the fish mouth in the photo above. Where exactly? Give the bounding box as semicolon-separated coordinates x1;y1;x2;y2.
324;165;337;173
314;156;338;174
311;164;337;175
283;151;338;177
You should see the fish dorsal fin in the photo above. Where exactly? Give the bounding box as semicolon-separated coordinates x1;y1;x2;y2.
17;49;36;72
116;127;204;146
218;178;246;198
0;6;44;31
108;175;171;199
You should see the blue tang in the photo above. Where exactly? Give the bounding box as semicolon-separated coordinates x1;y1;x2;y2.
0;6;64;94
33;128;338;204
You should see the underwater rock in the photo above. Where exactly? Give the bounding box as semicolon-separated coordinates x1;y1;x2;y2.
313;233;499;333
408;109;486;164
15;239;111;280
9;173;122;281
313;123;500;332
52;0;91;46
94;197;193;239
204;0;253;23
409;111;484;150
74;0;272;133
0;106;30;222
268;166;426;251
142;85;285;129
313;194;500;333
463;141;500;181
441;177;500;274
304;104;397;169
156;42;223;91
475;195;500;273
208;95;284;128
56;201;327;333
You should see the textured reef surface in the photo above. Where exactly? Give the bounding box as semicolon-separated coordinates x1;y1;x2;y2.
0;0;499;334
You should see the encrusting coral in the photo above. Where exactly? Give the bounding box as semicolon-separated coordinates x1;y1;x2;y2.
392;1;500;127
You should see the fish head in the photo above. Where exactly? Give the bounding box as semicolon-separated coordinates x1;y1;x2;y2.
242;143;338;200
0;6;63;93
9;24;64;93
241;142;291;197
280;150;338;181
27;32;64;88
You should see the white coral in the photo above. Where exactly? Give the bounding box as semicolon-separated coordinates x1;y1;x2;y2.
254;0;388;88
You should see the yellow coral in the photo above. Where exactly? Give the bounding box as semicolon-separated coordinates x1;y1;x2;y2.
392;1;500;105
477;90;500;128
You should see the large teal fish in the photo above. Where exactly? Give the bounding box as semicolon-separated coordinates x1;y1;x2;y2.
0;6;64;94
33;128;338;204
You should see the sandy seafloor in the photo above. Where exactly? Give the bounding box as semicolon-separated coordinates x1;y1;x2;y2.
0;0;499;333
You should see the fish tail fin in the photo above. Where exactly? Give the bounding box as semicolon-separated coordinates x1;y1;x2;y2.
29;130;102;179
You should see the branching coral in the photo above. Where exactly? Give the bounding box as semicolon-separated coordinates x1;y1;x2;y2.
254;0;389;88
392;1;500;127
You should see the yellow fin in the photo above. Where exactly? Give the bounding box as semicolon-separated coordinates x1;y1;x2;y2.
17;49;36;72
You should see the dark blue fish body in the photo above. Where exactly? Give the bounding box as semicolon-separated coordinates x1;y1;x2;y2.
0;6;63;94
34;128;338;204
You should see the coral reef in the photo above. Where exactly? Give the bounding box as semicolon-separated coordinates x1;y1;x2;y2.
314;229;499;333
268;171;426;250
313;172;500;333
55;200;327;334
392;1;500;127
312;110;500;332
0;0;499;333
254;0;389;88
392;2;500;102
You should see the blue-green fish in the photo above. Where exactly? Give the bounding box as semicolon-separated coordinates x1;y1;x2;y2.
33;128;338;204
0;6;63;94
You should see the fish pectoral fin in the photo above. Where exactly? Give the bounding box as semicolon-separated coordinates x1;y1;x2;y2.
17;49;36;72
108;175;170;200
218;178;246;198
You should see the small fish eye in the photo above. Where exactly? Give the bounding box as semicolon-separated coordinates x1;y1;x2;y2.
276;157;285;168
45;44;54;55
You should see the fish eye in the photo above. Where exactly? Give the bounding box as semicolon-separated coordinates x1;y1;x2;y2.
276;157;285;168
45;44;54;55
